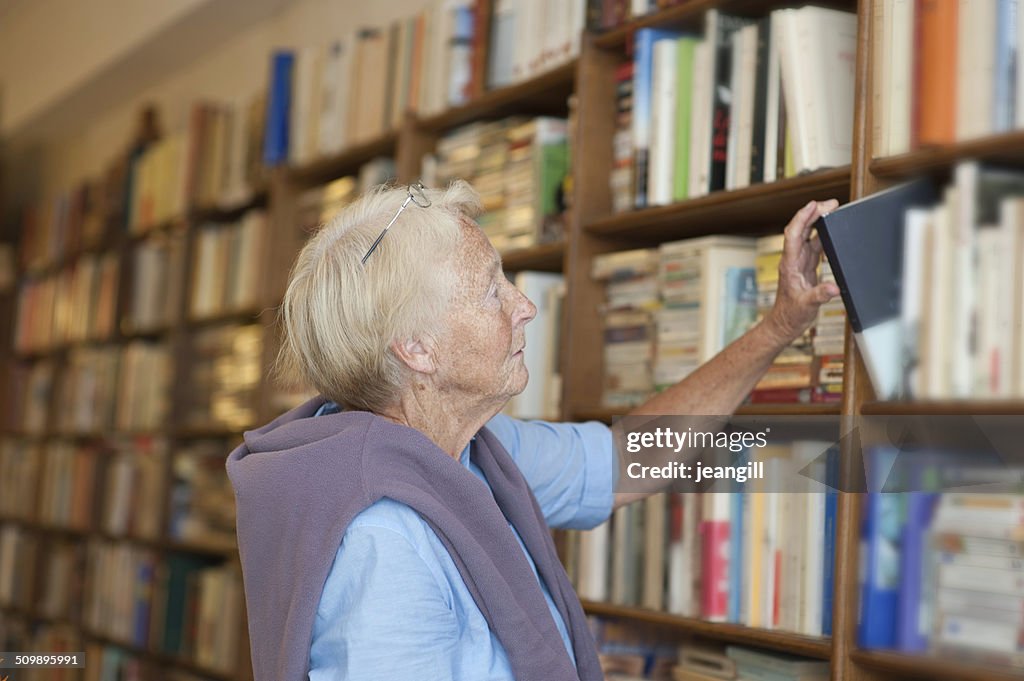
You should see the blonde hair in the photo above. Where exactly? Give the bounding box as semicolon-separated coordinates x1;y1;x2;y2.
276;180;482;413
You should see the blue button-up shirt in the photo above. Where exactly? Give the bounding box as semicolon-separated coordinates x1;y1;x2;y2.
307;411;614;680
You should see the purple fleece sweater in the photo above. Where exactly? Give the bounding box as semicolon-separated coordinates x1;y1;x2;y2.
226;397;603;681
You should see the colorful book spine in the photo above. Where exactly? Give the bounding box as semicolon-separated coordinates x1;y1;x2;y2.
263;50;295;165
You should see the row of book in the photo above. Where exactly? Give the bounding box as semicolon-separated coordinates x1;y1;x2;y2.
0;435;235;550
859;449;1024;667
14;253;119;354
125;230;186;334
268;0;585;165
85;643;223;681
422;116;570;253
182;325;263;432
190;211;270;320
565;441;839;637
126;99;263;234
592;235;846;409
56;344;171;435
612;7;856;212
18;181;110;274
5;361;55;434
874;0;1024;157
83;542;242;672
887;163;1024;400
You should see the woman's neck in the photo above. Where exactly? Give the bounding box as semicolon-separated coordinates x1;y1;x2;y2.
378;384;501;460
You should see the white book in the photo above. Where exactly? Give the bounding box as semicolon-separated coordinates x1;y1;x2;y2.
642;494;667;610
887;0;914;155
688;41;712;197
923;194;955;398
901;208;932;398
763;13;783;182
1006;199;1024;396
318;34;355;154
725;30;746;191
871;0;891;157
778;7;857;171
578;522;610;601
649;38;679;206
731;24;758;190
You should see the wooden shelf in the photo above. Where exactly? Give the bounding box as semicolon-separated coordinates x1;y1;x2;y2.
500;241;565;272
572;403;841;424
186;308;268;330
860;400;1024;416
870;130;1024;179
417;61;577;133
585;168;851;243
287;131;400;188
190;186;269;224
850;650;1024;681
581;600;831;659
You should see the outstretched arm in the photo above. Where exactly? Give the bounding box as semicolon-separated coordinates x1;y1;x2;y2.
613;199;841;508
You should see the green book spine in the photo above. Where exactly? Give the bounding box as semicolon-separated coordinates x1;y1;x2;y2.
672;38;698;201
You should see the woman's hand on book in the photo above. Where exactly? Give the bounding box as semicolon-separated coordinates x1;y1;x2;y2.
764;199;842;345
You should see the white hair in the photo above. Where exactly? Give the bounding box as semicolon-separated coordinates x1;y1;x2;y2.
276;180;482;413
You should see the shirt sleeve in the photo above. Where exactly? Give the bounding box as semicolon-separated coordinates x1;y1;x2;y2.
309;524;460;681
484;414;615;531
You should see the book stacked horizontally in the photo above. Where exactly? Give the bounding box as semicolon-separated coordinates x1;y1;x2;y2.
655;236;756;390
750;235;816;403
592;248;660;408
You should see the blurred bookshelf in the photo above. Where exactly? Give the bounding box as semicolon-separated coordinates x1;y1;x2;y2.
3;0;1024;680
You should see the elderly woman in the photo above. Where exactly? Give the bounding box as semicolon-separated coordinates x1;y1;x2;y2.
227;181;838;681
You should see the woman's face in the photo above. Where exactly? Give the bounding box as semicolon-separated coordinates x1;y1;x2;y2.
433;220;537;407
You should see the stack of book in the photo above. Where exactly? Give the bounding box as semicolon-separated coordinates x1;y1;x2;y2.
612;6;856;212
167;440;238;551
656;236;757;390
487;0;586;89
429;117;568;253
116;342;172;431
38;539;84;622
813;259;846;402
37;442;101;531
101;437;167;539
591;248;660;408
726;646;829;681
587;0;687;31
184;325;263;431
750;235;816;404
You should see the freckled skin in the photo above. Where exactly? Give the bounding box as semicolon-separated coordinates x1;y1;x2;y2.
380;218;536;459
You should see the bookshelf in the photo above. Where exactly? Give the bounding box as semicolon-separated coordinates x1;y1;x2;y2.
3;0;1024;679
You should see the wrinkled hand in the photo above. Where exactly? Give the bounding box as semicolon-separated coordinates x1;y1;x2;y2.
764;199;842;345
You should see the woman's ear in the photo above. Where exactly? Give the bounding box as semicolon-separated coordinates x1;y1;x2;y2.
390;336;437;375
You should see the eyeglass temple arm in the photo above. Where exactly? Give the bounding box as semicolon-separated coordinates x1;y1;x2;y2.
360;195;413;265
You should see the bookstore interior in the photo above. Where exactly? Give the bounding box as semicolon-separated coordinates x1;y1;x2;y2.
2;0;1024;679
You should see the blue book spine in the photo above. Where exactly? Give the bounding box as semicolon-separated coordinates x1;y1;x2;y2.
632;28;683;209
857;446;904;649
821;446;839;637
263;50;295;165
994;0;1018;131
897;490;939;652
